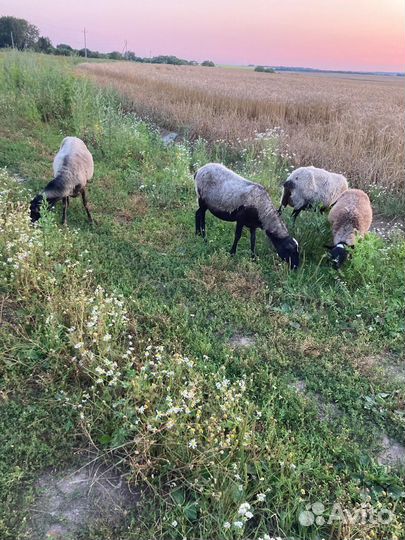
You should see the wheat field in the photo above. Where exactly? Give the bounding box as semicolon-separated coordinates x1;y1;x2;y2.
78;62;405;194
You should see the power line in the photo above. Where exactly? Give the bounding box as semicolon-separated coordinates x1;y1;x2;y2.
122;39;127;58
83;27;87;58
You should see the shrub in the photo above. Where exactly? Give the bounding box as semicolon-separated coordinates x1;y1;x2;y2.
254;65;274;73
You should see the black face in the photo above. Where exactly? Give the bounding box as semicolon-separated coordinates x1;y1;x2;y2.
30;195;43;222
329;245;348;268
277;237;300;270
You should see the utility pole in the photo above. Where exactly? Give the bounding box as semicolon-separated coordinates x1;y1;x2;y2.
122;39;127;59
83;28;87;59
10;31;14;49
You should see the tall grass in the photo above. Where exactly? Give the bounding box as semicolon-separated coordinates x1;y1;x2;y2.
78;62;405;198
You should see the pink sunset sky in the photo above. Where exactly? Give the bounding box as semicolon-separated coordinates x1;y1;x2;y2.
1;0;404;71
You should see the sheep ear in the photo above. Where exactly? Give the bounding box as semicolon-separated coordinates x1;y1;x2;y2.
324;244;333;250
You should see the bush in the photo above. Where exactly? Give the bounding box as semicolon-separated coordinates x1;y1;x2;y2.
201;60;215;67
254;65;275;73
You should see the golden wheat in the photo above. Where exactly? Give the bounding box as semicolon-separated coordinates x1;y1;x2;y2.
78;62;405;192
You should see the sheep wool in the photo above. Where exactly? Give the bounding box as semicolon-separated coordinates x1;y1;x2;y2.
328;188;373;247
48;137;94;199
280;166;348;219
195;163;299;269
30;136;94;224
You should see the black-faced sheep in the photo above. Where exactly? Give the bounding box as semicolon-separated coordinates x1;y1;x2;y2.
327;188;373;268
30;137;94;225
194;163;300;269
279;166;348;220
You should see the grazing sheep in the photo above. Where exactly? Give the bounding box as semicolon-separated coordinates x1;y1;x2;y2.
194;163;300;269
327;188;373;268
30;137;94;225
279;166;348;220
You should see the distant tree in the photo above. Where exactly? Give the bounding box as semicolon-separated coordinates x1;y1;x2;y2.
201;60;215;67
35;36;53;53
57;43;73;51
55;43;74;56
108;51;123;60
126;51;143;62
0;16;39;49
151;55;190;65
254;65;274;73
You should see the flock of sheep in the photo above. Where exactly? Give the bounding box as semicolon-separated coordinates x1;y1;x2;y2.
30;136;373;270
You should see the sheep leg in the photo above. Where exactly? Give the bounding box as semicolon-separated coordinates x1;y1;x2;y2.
200;207;207;239
230;221;244;255
195;209;201;235
195;200;207;239
61;197;68;225
81;189;94;224
250;227;257;258
291;208;302;222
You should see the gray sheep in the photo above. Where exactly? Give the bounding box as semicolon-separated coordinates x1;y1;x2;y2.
30;136;94;225
279;166;348;220
194;163;299;269
327;188;373;268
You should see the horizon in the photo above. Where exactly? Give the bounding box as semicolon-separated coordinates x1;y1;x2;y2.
1;0;404;72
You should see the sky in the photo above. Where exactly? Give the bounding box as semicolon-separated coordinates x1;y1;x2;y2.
1;0;404;71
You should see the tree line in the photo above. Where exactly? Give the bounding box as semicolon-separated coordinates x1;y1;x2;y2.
0;16;215;66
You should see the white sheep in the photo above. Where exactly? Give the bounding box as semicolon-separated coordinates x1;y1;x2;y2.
194;163;300;269
327;188;373;267
30;136;94;225
278;166;348;220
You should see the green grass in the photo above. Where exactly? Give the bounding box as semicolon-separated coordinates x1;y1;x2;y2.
0;51;404;540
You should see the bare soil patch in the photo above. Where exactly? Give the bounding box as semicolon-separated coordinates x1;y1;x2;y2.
289;378;341;421
28;461;139;539
229;334;256;349
377;434;405;467
357;353;405;384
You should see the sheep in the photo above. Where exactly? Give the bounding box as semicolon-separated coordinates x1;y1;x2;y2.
30;136;94;225
194;163;300;269
278;166;348;220
327;188;373;268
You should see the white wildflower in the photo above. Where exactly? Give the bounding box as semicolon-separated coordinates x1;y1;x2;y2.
238;502;251;515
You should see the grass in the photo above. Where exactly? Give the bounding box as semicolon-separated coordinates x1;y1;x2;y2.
0;51;404;540
77;61;405;207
